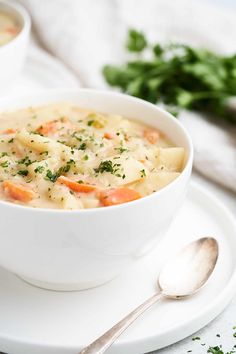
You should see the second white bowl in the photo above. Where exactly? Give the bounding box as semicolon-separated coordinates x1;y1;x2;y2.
0;1;30;90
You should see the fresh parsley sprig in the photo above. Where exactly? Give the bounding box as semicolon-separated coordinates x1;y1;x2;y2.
103;29;236;124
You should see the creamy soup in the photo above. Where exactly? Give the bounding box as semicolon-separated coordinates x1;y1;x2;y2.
0;103;185;209
0;11;20;46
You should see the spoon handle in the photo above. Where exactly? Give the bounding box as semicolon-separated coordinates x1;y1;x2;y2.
79;292;163;354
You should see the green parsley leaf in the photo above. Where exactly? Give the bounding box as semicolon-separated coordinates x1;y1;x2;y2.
17;156;33;166
126;29;147;53
45;169;57;182
207;346;224;354
45;160;75;182
34;166;45;174
0;161;9;168
17;169;28;176
94;160;121;175
78;142;87;150
115;146;129;154
140;169;146;178
0;152;8;158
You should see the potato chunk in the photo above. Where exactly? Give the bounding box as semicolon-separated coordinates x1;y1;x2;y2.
156;147;185;172
133;172;180;195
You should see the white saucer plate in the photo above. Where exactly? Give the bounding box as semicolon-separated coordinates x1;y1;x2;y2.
0;182;235;354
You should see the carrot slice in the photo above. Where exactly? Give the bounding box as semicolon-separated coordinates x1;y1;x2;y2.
99;187;141;206
36;117;72;136
143;129;160;144
104;132;115;140
36;121;57;136
2;128;16;134
57;176;97;193
6;27;18;34
2;180;35;202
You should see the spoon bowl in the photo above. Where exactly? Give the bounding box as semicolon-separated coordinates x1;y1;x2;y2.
158;237;218;298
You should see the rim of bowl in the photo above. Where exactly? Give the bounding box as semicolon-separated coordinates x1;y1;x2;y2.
0;0;31;52
0;88;194;214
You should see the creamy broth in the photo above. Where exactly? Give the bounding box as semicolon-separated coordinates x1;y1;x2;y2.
0;103;185;209
0;11;20;46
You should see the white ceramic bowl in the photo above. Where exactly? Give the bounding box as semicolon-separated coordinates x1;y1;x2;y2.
0;1;30;90
0;89;193;291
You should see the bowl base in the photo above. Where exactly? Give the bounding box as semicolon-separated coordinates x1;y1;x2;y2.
18;274;115;292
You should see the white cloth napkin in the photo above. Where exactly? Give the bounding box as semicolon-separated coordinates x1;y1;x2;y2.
19;0;236;193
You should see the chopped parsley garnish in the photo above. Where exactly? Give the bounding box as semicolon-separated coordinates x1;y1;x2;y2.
72;132;83;142
78;142;87;150
87;120;94;126
94;160;121;175
192;337;201;341
39;151;49;156
45;169;57;182
45;160;75;182
0;161;9;168
8;138;14;143
207;346;224;354
0;152;8;158
30;130;43;136
67;158;75;166
83;154;89;161
17;169;29;176
34;166;45;174
18;156;33;166
187;327;236;354
140;169;146;178
115;146;129;154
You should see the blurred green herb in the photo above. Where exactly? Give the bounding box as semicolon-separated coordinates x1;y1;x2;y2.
103;29;236;123
126;29;147;52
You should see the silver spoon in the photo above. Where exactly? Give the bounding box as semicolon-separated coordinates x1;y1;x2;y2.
79;237;218;354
